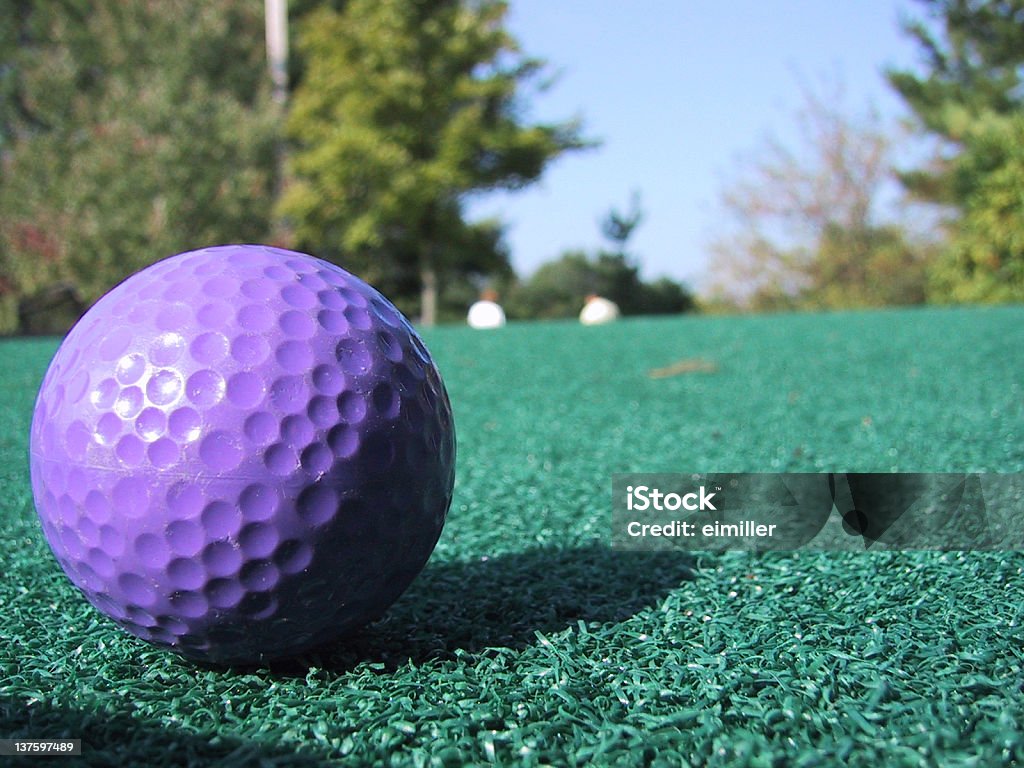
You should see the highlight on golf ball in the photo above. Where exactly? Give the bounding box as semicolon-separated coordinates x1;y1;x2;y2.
28;244;456;664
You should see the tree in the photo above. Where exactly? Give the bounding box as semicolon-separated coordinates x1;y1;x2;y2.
601;190;644;248
506;195;695;319
280;0;588;326
505;250;596;320
0;0;279;331
0;0;31;149
887;0;1024;302
887;0;1024;204
927;112;1024;302
706;80;929;311
592;193;694;316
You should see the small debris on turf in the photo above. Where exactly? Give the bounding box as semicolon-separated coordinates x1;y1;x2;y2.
647;358;719;378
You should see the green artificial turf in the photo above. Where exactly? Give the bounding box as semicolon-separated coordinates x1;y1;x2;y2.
2;305;1023;766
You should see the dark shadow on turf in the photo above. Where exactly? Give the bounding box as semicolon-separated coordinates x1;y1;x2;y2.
271;544;699;675
0;696;326;766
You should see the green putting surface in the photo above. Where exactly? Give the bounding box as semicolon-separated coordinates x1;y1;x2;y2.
2;306;1022;766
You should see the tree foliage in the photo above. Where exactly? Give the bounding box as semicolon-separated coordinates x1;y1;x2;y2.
888;0;1024;303
887;0;1024;203
506;196;695;319
706;81;929;311
280;0;588;325
927;112;1024;302
0;0;278;329
505;251;595;320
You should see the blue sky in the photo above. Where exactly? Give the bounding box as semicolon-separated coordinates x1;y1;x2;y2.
466;0;925;292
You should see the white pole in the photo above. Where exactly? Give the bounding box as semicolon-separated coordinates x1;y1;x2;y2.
265;0;290;243
265;0;288;105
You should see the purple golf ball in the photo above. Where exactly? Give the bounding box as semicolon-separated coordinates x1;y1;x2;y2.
29;245;455;664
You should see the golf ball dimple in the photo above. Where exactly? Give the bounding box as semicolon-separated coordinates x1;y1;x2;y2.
30;245;456;664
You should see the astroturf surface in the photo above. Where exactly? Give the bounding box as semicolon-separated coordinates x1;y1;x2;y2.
2;306;1023;766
